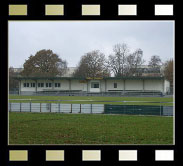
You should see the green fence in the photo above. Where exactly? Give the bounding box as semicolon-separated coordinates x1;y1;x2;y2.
104;105;164;116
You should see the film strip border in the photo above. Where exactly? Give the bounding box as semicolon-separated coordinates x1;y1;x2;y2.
8;149;174;162
6;0;176;18
1;1;179;166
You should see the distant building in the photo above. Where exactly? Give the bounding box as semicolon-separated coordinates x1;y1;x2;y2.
11;68;23;73
11;67;77;77
133;65;163;77
10;65;163;77
62;67;77;77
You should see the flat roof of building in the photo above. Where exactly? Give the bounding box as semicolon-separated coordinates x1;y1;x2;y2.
14;76;165;80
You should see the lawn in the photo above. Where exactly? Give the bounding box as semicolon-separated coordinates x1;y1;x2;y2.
9;112;173;145
9;95;173;106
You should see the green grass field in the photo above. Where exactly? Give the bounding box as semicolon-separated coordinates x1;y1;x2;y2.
9;95;173;106
9;112;173;145
9;95;174;144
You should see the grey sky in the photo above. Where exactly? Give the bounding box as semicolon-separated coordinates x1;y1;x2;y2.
9;21;174;68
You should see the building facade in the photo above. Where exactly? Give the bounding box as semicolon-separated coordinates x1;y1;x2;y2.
15;76;170;95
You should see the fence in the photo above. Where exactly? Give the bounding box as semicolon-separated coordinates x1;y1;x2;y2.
12;90;164;97
8;103;104;114
8;101;173;116
105;105;164;116
9;91;19;95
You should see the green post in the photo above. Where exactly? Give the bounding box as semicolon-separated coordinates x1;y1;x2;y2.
35;80;37;94
40;103;42;112
59;103;60;113
124;80;126;91
143;79;145;91
69;79;71;91
160;105;161;116
20;102;22;112
9;102;11;112
71;104;72;113
19;80;21;95
160;105;163;116
30;102;31;112
87;81;89;92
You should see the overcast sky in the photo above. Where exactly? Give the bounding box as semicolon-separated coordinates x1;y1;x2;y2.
9;21;174;68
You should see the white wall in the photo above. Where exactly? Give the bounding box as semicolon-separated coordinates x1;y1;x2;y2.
106;80;124;91
54;80;70;90
144;80;164;92
100;80;106;92
71;80;84;91
83;82;88;92
164;79;170;93
89;80;100;92
125;80;143;90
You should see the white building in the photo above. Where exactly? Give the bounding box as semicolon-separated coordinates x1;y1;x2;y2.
15;76;170;95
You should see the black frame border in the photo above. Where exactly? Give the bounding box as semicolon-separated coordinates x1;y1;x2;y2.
0;0;180;166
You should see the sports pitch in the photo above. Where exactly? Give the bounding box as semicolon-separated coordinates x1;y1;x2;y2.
9;95;173;106
9;112;173;145
9;95;174;144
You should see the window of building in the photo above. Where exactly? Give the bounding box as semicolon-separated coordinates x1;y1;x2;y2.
30;83;36;87
91;82;99;88
38;83;44;87
55;83;61;87
24;83;29;87
46;83;52;87
114;83;117;88
31;83;35;87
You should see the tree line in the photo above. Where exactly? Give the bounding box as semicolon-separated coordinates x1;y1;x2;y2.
9;43;173;90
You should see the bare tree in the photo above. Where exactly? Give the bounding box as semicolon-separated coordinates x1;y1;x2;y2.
58;60;68;76
21;49;67;77
147;55;162;76
126;49;145;76
148;55;162;68
107;43;129;77
164;59;173;87
9;67;19;91
73;50;110;78
107;44;145;76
